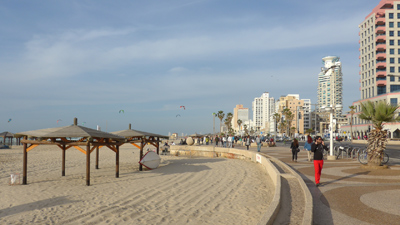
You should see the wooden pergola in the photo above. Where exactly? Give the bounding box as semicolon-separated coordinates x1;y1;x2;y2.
112;124;168;171
0;131;20;146
15;118;125;186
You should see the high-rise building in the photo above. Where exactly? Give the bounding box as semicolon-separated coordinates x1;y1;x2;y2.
252;92;275;132
274;94;311;135
317;56;343;117
233;104;249;131
341;0;400;139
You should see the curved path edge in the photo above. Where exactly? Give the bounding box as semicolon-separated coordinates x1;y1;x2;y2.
169;145;312;225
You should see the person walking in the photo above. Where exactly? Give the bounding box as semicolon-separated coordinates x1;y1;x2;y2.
245;135;250;150
215;136;219;146
290;138;299;162
304;135;313;162
311;136;328;187
227;135;232;148
222;136;227;148
256;135;261;152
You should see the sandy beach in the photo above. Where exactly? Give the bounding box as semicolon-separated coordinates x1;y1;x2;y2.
0;145;274;224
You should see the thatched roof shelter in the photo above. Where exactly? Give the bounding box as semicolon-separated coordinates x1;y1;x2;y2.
15;118;125;186
0;131;18;146
112;124;168;171
189;133;204;138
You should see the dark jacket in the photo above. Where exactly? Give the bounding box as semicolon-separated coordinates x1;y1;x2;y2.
290;142;299;151
311;143;328;160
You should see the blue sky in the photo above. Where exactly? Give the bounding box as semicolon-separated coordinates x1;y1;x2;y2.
0;0;379;135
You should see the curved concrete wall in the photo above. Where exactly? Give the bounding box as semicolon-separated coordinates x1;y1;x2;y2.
169;145;312;225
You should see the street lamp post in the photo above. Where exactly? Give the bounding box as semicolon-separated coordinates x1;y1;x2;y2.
323;104;343;160
320;64;342;160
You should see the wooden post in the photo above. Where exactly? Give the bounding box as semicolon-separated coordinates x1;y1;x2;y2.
116;145;119;178
139;137;144;171
62;144;66;176
22;137;27;185
156;137;160;155
86;142;90;186
96;146;99;169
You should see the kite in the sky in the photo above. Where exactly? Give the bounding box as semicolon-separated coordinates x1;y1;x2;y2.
176;114;181;117
119;110;124;113
57;119;62;124
8;118;12;123
82;122;86;126
180;106;185;110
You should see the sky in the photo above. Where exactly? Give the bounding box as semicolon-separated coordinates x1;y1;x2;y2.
0;0;380;135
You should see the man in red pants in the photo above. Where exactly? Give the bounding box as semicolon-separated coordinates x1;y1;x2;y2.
311;136;328;187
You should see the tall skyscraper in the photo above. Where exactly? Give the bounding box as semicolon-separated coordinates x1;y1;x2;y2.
317;56;343;117
252;92;275;132
341;0;400;139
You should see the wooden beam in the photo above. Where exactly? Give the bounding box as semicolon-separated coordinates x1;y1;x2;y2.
116;145;119;178
22;137;27;185
86;142;90;186
90;146;97;154
149;142;157;148
96;146;99;169
156;137;160;155
139;138;144;171
26;144;39;152
73;146;86;154
130;142;140;149
62;144;66;176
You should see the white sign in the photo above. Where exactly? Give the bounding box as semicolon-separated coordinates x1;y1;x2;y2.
256;154;262;163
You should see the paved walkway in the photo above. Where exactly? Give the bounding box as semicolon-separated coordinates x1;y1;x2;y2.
234;143;400;225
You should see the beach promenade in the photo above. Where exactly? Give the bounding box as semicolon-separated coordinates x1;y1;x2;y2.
236;143;400;225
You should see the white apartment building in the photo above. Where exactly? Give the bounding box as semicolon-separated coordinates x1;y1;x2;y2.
317;56;343;117
252;92;275;132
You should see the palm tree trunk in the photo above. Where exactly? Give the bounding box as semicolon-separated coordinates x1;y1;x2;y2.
367;129;387;166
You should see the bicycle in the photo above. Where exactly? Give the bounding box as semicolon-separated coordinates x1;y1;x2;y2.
358;150;389;164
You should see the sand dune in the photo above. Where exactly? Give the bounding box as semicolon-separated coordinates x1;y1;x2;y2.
0;145;274;224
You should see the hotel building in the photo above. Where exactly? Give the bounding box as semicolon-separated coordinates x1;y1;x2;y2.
317;56;343;118
252;92;275;133
341;0;400;139
233;104;249;131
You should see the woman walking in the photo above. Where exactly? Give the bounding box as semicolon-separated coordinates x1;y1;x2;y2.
304;135;313;162
245;135;250;150
290;138;299;162
311;136;328;187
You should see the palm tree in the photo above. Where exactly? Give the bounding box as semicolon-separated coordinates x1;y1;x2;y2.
278;121;286;136
226;112;233;130
349;105;356;140
290;127;296;137
305;128;314;135
237;119;243;133
285;111;294;137
243;124;248;135
217;111;225;133
273;113;280;135
359;101;400;166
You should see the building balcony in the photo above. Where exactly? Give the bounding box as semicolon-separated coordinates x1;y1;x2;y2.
376;35;386;42
376;43;386;51
377;80;387;86
376;52;386;60
376;62;386;68
381;2;393;9
375;26;386;34
376;70;387;76
375;17;385;25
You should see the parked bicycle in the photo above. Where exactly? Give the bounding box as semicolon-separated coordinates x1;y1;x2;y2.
358;150;389;165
